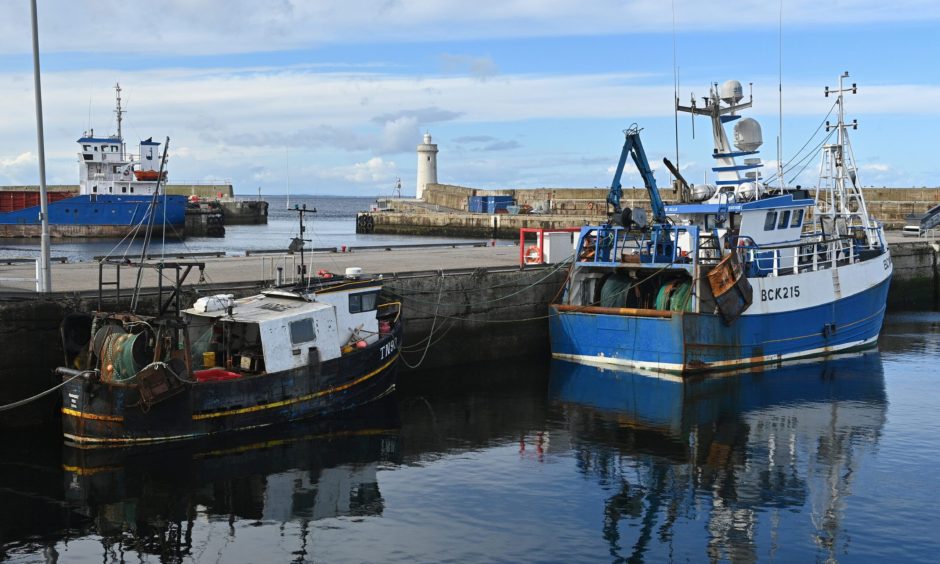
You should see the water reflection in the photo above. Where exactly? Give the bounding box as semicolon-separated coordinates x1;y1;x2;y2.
5;405;402;562
549;353;887;563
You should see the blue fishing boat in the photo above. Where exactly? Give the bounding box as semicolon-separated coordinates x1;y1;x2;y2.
549;73;891;374
0;84;186;238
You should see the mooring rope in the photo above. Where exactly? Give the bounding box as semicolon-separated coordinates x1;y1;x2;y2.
0;370;95;413
400;271;445;370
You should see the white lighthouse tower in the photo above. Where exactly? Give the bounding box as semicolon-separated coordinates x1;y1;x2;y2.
415;131;438;200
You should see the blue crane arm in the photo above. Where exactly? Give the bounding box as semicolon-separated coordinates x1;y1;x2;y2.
626;127;666;224
607;125;666;224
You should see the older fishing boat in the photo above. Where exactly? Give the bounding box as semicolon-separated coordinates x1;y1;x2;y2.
549;73;891;374
56;211;401;445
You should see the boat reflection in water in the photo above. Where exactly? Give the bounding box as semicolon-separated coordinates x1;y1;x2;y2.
59;403;400;562
549;353;887;563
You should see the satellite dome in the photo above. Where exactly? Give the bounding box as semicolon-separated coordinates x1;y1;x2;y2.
733;118;763;152
720;80;744;104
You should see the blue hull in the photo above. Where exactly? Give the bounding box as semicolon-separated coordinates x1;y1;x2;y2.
549;277;891;374
0;194;186;238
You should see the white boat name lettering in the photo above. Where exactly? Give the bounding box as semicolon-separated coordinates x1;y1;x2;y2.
380;340;396;360
761;286;800;302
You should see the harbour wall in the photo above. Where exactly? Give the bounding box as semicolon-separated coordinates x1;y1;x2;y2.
363;183;940;236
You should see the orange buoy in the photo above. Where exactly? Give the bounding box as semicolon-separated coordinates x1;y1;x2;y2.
524;245;542;265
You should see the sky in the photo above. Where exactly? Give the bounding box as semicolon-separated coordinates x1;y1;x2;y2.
0;0;938;197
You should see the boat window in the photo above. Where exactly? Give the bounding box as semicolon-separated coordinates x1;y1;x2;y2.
92;186;97;193
349;291;379;313
763;211;777;231
83;145;90;151
289;318;316;344
113;166;120;173
791;209;804;228
130;187;134;193
777;210;791;229
121;186;127;193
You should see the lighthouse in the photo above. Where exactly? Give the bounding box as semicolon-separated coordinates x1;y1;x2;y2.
415;131;438;200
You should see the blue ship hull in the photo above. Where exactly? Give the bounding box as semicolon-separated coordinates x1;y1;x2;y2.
0;194;187;238
549;277;891;374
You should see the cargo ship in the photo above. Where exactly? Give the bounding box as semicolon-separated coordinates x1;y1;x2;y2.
0;84;186;238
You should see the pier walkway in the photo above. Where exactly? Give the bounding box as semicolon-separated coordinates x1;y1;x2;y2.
0;245;523;294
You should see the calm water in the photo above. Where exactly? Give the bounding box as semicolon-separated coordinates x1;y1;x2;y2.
0;195;485;262
2;312;940;563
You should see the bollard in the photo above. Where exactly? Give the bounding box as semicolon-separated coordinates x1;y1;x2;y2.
341;245;347;253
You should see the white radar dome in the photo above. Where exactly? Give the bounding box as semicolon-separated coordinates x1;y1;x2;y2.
735;181;764;201
733;118;763;152
720;80;743;104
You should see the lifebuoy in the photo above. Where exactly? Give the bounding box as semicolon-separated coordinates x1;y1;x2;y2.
587;201;594;211
123;169;130;176
524;245;542;264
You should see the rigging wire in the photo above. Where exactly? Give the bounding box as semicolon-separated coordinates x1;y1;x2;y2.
763;100;838;185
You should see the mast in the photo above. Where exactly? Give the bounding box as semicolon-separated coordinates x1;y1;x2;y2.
130;137;170;313
29;0;51;293
114;82;126;158
816;72;868;237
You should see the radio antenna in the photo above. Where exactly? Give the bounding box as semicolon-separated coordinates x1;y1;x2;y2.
672;0;680;169
777;0;785;191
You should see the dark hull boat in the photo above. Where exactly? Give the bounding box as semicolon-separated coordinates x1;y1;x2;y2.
57;261;402;446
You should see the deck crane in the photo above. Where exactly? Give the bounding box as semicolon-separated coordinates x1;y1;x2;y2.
606;124;666;228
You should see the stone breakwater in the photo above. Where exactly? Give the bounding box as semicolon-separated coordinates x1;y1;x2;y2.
362;183;940;237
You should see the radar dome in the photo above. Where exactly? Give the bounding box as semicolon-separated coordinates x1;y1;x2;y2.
733;118;763;152
735;181;764;201
720;80;743;104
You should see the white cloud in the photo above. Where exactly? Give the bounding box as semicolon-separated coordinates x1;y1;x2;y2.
325;157;398;185
0;152;34;168
3;1;939;55
1;65;937;191
861;163;890;172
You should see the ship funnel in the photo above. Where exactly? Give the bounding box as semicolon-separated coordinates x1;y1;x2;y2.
720;80;744;104
733;118;763;152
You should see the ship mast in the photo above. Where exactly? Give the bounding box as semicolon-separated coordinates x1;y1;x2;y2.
815;72;870;237
114;82;126;158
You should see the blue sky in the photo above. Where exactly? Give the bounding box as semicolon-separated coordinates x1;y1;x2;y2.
1;1;938;197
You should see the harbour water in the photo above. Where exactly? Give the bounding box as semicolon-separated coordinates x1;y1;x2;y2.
0;195;482;262
1;311;939;562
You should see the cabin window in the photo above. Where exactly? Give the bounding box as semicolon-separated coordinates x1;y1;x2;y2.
113;166;120;173
791;209;804;228
777;210;791;229
121;186;127;193
130;187;134;193
83;145;90;151
289;319;316;344
94;146;98;152
763;211;777;231
348;291;379;314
